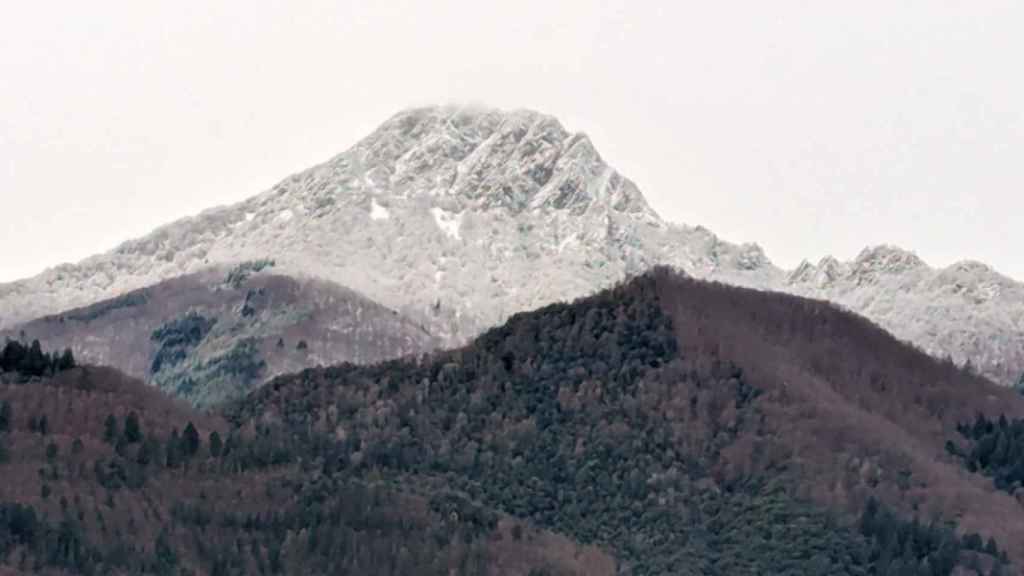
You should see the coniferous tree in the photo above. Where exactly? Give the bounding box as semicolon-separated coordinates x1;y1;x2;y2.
56;348;76;372
137;437;161;468
123;412;142;444
103;415;119;444
24;340;48;377
183;422;200;457
0;400;11;433
209;431;223;458
166;429;182;468
0;340;23;371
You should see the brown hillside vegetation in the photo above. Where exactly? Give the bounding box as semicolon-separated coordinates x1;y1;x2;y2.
653;269;1024;552
235;270;1017;575
0;366;615;575
3;263;439;408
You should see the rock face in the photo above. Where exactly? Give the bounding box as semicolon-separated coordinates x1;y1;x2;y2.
0;105;1021;385
1;264;439;407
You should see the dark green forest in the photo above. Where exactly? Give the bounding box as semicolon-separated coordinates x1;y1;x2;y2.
1;339;75;378
954;413;1024;496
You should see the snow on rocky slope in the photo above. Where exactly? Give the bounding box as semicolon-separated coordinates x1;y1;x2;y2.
1;105;1021;385
786;246;1024;386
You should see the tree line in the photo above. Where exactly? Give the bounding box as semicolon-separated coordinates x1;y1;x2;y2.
1;339;75;378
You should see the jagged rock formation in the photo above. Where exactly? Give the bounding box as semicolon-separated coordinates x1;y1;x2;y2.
786;246;1024;386
1;105;1021;384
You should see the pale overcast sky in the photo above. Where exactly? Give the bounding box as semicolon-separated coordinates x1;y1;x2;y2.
1;1;1021;281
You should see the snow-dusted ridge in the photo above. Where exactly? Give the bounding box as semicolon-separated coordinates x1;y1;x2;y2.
1;105;1022;385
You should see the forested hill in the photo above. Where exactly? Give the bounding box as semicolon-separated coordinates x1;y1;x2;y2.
3;269;1024;574
234;269;1023;575
0;346;613;575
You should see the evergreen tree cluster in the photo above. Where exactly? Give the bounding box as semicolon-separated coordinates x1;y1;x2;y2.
149;312;217;374
858;497;1008;576
0;339;75;378
96;412;209;490
0;502;99;574
954;413;1024;493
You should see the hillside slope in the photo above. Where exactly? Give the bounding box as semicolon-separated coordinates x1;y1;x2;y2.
0;105;1021;386
233;270;1022;574
0;359;614;575
2;271;1021;574
2;264;439;407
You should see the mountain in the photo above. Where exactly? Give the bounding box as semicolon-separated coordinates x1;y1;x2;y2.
1;263;439;407
1;105;1021;385
3;270;1022;575
233;269;1023;574
0;106;778;340
786;246;1024;387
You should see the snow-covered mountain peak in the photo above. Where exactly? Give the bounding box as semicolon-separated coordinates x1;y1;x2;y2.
0;104;772;337
852;245;926;274
328;105;658;220
2;104;1023;387
787;255;849;287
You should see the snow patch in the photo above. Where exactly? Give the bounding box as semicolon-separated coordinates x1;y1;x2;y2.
593;166;614;200
232;212;258;229
431;207;462;240
557;234;578;253
370;199;390;221
277;209;294;222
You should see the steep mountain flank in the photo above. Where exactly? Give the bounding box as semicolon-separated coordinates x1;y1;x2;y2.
2;264;438;407
0;106;779;341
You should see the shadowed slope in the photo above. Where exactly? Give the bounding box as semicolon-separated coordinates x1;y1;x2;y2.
3;264;440;407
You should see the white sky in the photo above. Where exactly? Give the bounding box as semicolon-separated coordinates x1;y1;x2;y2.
1;1;1022;281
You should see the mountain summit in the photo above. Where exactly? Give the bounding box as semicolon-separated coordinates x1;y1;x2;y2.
0;106;777;338
1;105;1022;384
